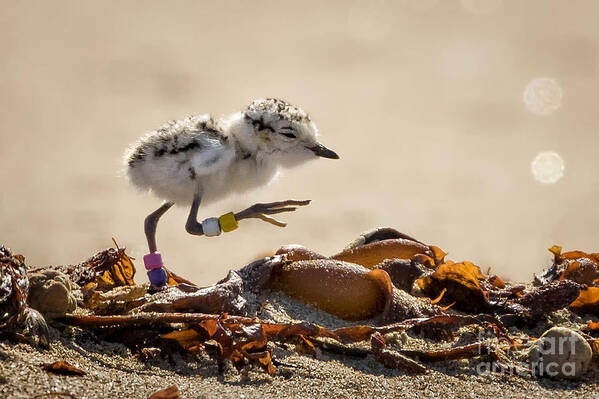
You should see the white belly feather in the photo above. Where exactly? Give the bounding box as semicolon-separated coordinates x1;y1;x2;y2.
126;136;278;205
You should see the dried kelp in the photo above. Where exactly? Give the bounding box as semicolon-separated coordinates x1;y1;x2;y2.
312;336;504;368
0;248;29;328
59;310;507;376
163;316;276;375
535;245;599;286
135;271;246;315
582;321;599;334
0;247;49;348
148;386;181;399
514;280;582;318
417;261;489;313
533;245;599;316
41;360;86;376
415;258;582;320
373;259;427;293
370;332;427;373
570;286;599;315
30;239;135;290
399;341;495;362
82;284;148;315
6;227;599;379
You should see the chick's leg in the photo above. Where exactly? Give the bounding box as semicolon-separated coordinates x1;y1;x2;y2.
185;196;310;237
185;190;204;235
235;200;311;227
145;201;175;253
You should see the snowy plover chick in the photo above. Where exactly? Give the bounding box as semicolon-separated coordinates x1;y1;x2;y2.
124;98;339;288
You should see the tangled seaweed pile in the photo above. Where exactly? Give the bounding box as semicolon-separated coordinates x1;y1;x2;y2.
1;228;598;388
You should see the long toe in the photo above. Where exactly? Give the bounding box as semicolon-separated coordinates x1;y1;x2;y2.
256;214;287;227
261;199;311;208
261;207;297;215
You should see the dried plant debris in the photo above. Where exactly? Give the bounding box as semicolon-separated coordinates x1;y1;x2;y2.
59;312;504;346
41;360;86;376
417;261;488;313
370;332;427;373
535;245;599;316
514;280;582;318
31;393;77;398
583;321;599;334
148;385;181;399
30;239;135;290
536;245;599;286
0;247;49;347
415;260;584;321
0;247;29;328
162;316;276;375
372;258;427;293
2;227;599;381
59;311;505;376
570;287;599;316
82;284;148;315
136;270;246;315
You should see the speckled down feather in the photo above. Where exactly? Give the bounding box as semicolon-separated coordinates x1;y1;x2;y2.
123;98;325;205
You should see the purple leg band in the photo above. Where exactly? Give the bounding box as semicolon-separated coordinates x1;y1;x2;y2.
147;267;168;287
144;252;163;270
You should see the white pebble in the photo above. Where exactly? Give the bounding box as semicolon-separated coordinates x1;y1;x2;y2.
527;327;592;379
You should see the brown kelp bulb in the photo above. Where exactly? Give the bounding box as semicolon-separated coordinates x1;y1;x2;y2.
271;260;392;321
275;245;327;262
332;239;432;269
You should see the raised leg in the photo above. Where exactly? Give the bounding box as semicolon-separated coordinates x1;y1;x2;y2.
184;195;311;238
234;200;311;227
144;201;175;253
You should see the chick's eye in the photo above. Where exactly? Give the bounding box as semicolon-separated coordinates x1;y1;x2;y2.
280;132;296;139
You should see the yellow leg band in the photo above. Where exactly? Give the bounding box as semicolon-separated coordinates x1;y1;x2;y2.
218;212;239;232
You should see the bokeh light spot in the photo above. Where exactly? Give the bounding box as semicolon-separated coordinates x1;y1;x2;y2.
523;77;563;116
531;151;565;184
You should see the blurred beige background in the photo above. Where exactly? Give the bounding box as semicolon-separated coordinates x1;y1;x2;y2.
1;0;598;285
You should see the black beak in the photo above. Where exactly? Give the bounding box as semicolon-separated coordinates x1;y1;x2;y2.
308;143;339;159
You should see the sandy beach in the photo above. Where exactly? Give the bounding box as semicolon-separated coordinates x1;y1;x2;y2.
1;235;598;398
1;299;598;399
